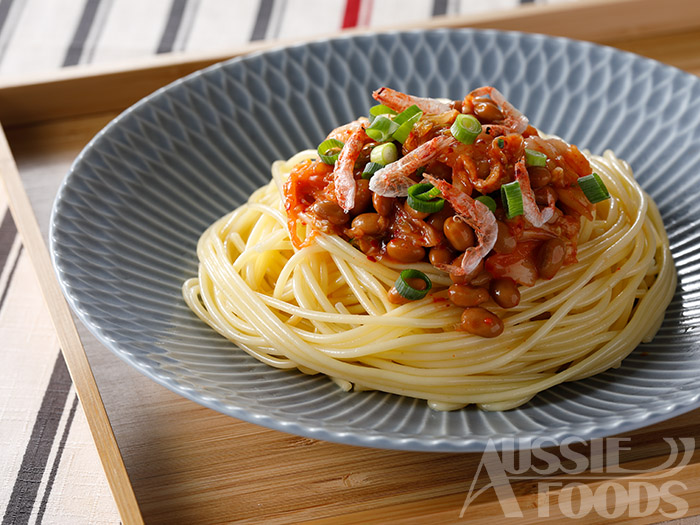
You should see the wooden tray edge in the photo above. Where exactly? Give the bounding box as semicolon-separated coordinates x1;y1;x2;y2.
0;124;144;525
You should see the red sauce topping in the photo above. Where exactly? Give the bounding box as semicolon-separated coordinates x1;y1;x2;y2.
282;87;598;326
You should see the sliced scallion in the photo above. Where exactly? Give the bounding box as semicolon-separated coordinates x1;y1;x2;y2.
317;138;344;165
370;143;399;165
451;114;482;145
525;148;547;167
407;183;445;213
418;185;441;199
393;114;422;143
578;173;610;203
361;162;383;180
365;115;399;142
475;195;497;213
369;104;397;122
501;181;524;219
497;138;505;149
394;269;432;300
393;104;422;126
392;105;423;143
393;114;422;144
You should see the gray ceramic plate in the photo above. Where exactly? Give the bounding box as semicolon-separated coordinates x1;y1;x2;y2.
50;29;700;452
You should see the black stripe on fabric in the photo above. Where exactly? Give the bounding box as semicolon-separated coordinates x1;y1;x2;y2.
0;0;16;38
520;0;535;3
63;0;103;67
0;244;22;312
35;395;79;525
268;0;287;40
0;0;22;66
0;208;17;275
172;0;200;53
432;0;448;16
156;0;189;54
250;0;274;41
2;352;73;525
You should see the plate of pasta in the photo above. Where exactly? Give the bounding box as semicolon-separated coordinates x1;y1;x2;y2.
51;29;700;451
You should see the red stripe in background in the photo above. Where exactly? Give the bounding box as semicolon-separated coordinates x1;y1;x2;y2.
342;0;361;28
359;0;373;27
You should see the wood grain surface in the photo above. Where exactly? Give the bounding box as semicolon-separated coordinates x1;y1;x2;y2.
3;0;700;523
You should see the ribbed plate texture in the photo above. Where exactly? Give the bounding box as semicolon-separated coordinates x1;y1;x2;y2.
50;29;700;452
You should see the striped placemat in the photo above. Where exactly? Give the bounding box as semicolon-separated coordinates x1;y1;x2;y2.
0;1;596;524
0;0;550;77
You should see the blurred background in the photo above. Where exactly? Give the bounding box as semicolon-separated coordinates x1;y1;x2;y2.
0;0;576;77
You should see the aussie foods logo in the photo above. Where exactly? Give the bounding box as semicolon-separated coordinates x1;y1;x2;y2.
461;437;694;519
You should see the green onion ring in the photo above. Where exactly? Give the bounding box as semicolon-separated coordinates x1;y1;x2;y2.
361;162;383;180
578;173;611;203
394;269;432;300
407;183;445;213
501;181;524;219
475;195;497;213
317;138;344;165
369;104;397;122
392;105;423;143
525;148;547;167
366;115;399;143
370;143;399;165
451;114;482;145
393;104;422;126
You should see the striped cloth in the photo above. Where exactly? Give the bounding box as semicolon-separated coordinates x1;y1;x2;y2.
0;1;578;524
0;0;558;76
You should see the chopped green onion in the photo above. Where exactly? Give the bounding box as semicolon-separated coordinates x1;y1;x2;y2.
365;115;399;142
475;195;497;213
451;114;482;145
418;185;441;199
407;183;445;213
393;105;422;126
393;114;422;143
501;181;524;219
578;173;610;203
369;104;397;122
394;269;432;300
392;105;423;143
370;143;399;165
317;138;344;165
361;162;383;180
497;138;505;149
525;148;547;167
408;199;444;213
407;183;439;199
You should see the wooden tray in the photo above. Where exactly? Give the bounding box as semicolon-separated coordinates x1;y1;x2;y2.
3;1;700;523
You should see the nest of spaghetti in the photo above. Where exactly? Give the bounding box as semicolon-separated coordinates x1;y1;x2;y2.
183;87;675;411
